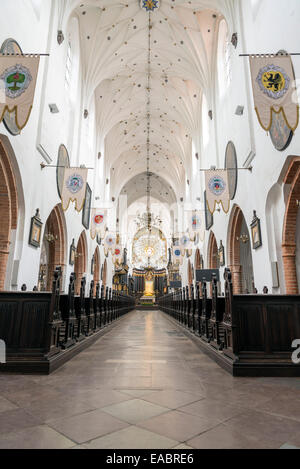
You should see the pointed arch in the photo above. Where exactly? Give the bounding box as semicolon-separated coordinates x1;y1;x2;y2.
282;157;300;293
93;246;100;294
207;231;218;269
227;205;254;294
195;248;201;270
187;259;193;286
74;231;88;294
0;136;18;290
39;204;67;291
102;258;107;289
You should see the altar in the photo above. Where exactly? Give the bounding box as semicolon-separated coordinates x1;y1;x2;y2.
132;267;167;304
140;270;156;304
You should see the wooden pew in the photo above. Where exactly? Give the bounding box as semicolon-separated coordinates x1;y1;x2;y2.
84;281;95;336
179;288;184;324
194;284;202;337
105;286;110;325
208;274;225;350
74;277;87;341
93;283;101;331
100;285;106;326
59;272;77;349
186;286;191;329
199;279;212;341
220;268;300;375
0;268;63;372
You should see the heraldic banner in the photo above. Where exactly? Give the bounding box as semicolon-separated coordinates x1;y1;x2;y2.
179;233;192;252
61;168;88;212
249;54;299;132
187;210;205;242
113;245;122;265
90;209;107;239
172;245;183;265
0;56;40;130
104;232;116;251
205;170;230;215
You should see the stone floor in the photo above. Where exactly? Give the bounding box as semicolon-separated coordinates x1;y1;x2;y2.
0;309;300;449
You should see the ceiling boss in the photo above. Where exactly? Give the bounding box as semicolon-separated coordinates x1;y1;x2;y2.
141;0;160;12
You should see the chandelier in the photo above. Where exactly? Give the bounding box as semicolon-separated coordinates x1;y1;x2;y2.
135;212;162;231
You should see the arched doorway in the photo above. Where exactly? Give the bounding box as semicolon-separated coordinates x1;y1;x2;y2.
187;259;193;286
227;205;254;294
38;204;67;291
282;157;300;293
0;137;18;291
207;232;219;296
92;246;100;294
74;231;87;294
207;232;218;269
195;248;202;270
102;258;107;289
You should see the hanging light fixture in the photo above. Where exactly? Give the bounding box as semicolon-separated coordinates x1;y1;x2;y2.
145;11;152;266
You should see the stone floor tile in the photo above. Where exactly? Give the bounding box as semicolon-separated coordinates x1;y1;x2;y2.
223;410;300;446
49;409;129;444
179;398;246;424
23;396;96;423
0;395;18;413
0;408;42;434
138;410;217;442
0;425;74;449
119;389;162;398
142;389;205;409
85;426;178;449
187;424;280;449
102;398;169;424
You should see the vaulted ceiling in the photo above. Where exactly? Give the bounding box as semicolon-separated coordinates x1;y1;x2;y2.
61;0;235;204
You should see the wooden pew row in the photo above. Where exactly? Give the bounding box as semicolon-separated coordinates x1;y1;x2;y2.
158;269;300;377
0;269;136;374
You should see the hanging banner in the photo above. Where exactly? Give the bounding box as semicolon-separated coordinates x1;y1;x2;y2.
205;170;230;214
179;233;192;252
187;210;205;242
113;245;122;265
249;54;299;132
61;167;88;212
104;232;116;251
0;56;40;130
172;245;183;265
90;208;107;240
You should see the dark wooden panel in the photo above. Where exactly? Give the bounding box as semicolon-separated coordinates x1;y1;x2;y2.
236;303;265;351
267;303;300;352
20;301;49;349
0;301;21;347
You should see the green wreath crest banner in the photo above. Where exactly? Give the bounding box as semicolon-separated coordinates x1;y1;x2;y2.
0;56;40;130
249;55;299;132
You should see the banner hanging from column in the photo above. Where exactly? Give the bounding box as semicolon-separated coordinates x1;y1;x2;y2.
61;168;88;212
249;54;299;132
205;170;230;214
0;56;40;130
112;245;122;265
104;232;116;251
172;245;183;265
90;209;107;240
187;210;205;242
179;233;192;252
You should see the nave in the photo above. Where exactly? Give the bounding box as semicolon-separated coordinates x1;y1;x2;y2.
0;309;299;450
